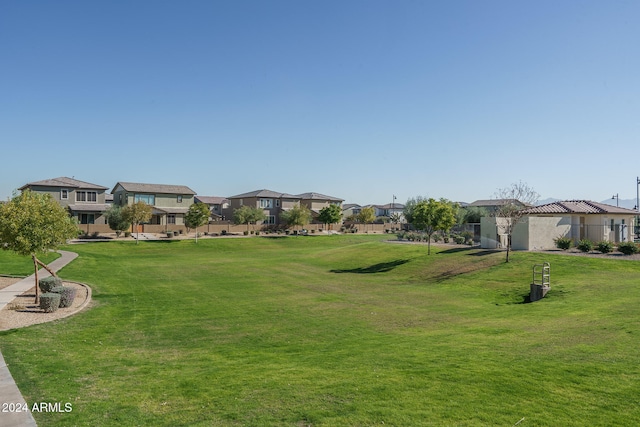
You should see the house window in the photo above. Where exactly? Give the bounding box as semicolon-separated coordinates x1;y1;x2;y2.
260;199;273;208
119;194;123;204
76;191;97;202
177;195;183;203
611;219;615;231
263;215;276;224
79;214;95;224
60;189;68;200
239;199;243;206
134;194;155;205
167;214;176;225
275;199;280;207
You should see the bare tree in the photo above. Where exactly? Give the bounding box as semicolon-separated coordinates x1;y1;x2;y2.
494;181;539;262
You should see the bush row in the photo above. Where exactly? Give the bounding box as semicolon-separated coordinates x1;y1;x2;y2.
554;238;639;255
397;231;474;245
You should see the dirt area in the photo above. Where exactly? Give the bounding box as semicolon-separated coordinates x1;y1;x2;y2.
0;278;91;331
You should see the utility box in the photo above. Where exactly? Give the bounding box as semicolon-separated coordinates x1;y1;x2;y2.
530;262;550;302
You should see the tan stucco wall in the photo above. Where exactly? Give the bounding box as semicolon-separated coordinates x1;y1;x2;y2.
482;214;636;250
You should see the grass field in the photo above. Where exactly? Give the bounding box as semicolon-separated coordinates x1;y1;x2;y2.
1;235;640;426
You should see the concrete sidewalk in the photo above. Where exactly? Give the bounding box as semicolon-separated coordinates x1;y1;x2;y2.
0;250;78;427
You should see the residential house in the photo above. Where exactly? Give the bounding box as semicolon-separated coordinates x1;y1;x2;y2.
296;192;344;223
194;196;230;220
481;200;637;250
225;189;344;227
19;177;110;226
111;182;196;232
226;189;301;226
373;203;405;222
342;204;361;220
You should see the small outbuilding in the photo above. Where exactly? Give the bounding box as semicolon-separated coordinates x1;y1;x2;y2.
481;200;637;250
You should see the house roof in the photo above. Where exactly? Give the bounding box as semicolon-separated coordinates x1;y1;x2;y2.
67;203;111;212
153;207;191;214
296;192;344;202
228;189;299;199
469;199;530;208
195;196;229;205
20;177;108;191
523;200;638;215
375;203;405;209
342;203;361;210
112;182;196;195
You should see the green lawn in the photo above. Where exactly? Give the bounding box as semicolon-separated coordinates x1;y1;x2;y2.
2;235;640;426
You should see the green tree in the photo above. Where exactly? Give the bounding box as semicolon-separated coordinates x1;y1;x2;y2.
317;204;342;232
185;202;211;242
457;206;488;225
104;205;130;237
0;190;79;303
122;201;153;244
281;204;312;234
233;205;266;233
494;181;539;262
403;196;427;225
357;206;376;232
412;198;457;255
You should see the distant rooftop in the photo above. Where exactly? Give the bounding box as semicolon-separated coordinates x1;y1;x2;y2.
112;182;196;195
523;200;638;215
20;177;108;191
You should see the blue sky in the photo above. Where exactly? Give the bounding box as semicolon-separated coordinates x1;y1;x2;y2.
2;1;639;206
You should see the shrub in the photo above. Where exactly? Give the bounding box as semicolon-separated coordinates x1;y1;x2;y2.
243;230;249;236
596;241;614;254
554;236;572;250
39;293;61;313
221;229;227;235
39;276;63;293
124;232;131;237
396;232;405;240
91;231;100;238
58;286;77;308
454;235;465;244
577;239;593;253
618;241;639;255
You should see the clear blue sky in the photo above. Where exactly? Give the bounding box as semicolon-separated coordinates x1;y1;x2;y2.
2;1;639;206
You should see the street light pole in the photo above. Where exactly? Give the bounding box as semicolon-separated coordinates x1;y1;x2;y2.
612;193;619;207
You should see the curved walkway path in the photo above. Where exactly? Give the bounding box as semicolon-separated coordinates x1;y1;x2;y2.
0;250;78;427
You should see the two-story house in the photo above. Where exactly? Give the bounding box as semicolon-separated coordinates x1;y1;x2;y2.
194;196;230;220
296;192;344;223
111;182;196;232
19;177;110;226
226;189;301;226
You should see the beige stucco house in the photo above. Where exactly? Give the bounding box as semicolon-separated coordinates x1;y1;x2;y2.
226;189;301;226
194;196;229;221
481;200;637;250
296;192;344;223
111;182;196;232
19;177;110;226
226;189;344;226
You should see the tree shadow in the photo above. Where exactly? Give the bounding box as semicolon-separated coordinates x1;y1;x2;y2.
331;259;411;274
437;247;475;254
468;250;502;256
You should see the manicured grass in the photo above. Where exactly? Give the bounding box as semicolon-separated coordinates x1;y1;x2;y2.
2;236;640;426
0;251;60;276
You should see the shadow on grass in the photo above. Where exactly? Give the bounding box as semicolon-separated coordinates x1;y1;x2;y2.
468;250;502;256
331;259;411;274
437;247;476;254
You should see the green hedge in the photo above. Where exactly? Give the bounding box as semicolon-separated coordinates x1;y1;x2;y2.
618;241;639;255
58;286;77;308
39;293;61;313
39;276;63;293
